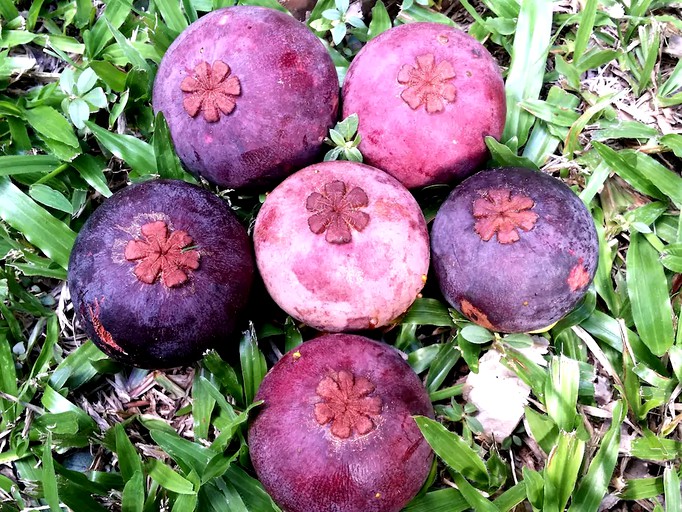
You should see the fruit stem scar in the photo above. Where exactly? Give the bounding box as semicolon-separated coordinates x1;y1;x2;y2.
181;60;241;122
472;188;538;244
314;370;382;439
306;180;370;244
125;220;201;288
397;54;456;113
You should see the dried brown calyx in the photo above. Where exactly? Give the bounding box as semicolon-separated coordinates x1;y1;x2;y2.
124;221;200;288
181;60;241;122
397;54;456;113
473;189;538;244
314;370;382;439
306;180;370;244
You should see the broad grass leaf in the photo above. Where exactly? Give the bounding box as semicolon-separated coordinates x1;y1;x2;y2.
153;0;189;35
114;424;143;482
0;155;62;176
543;431;585;512
630;435;682;461
239;324;267;405
573;0;598;59
502;0;553;146
568;401;626;512
24;106;79;148
425;342;460;393
401;298;454;327
626;233;674;356
451;472;500;511
29;184;73;214
414;416;489;485
664;466;681;512
121;470;144;512
403;488;468;512
85;121;157;175
42;432;62;512
71;154;112;197
223;466;281;512
152;112;196;182
149;429;213;477
544;356;579;431
524;406;558;454
493;481;527;512
0;177;76;269
147;459;195;495
368;1;391;39
192;372;216;441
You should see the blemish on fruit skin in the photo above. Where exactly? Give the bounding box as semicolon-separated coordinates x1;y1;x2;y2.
567;259;590;291
375;492;382;499
460;299;496;331
437;34;448;44
292;351;301;360
87;299;127;355
397;54;456;113
205;134;213;144
306;180;370;244
314;370;382;439
421;274;427;284
472;188;538;244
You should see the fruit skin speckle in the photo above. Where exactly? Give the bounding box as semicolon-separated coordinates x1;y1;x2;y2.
248;334;434;512
253;161;430;332
431;167;599;333
153;6;338;189
67;179;254;369
342;22;505;188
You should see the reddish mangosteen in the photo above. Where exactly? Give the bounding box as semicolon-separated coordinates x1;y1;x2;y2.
342;22;506;188
249;334;434;512
153;6;339;189
431;167;599;333
67;180;254;368
253;161;430;332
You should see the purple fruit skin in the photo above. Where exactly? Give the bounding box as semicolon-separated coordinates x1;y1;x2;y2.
342;22;506;189
153;6;339;189
431;167;599;333
253;161;430;332
67;180;254;368
249;334;434;512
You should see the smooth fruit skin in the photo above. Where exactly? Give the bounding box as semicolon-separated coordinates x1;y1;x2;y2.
67;180;254;368
342;22;505;188
431;167;599;333
253;161;430;332
249;334;434;512
153;6;339;189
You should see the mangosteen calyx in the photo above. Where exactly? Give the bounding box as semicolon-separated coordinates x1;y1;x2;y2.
306;180;370;244
397;54;456;113
314;370;382;439
124;220;200;287
180;60;241;122
472;188;538;244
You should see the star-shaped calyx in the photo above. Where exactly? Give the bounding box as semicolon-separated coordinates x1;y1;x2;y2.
124;221;200;288
397;54;456;113
181;60;241;122
473;189;539;244
306;180;370;244
314;370;382;439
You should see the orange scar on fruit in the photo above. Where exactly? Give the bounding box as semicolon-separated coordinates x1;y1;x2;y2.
88;299;127;355
567;260;590;291
460;299;496;331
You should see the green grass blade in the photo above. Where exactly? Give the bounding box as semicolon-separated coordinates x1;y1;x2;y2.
147;459;195;495
568;401;626;512
114;424;144;482
664;465;681;512
42;432;62;512
414;416;489;484
239;324;267;405
543;431;585;512
0;155;62;176
153;0;189;35
544;356;579;431
572;0;598;60
404;488;468;512
502;0;554;146
85;121;157;176
626;233;674;356
451;472;500;511
0;177;76;269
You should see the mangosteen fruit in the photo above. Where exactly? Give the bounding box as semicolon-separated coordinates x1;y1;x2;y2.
248;334;434;512
342;22;506;188
153;6;339;189
253;161;430;332
67;179;254;368
431;167;599;333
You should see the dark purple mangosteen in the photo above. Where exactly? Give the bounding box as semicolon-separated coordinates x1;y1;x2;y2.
431;167;599;333
153;6;339;189
248;334;434;512
67;179;254;368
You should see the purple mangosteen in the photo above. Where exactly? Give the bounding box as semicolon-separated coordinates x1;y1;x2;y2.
67;179;254;368
248;334;434;512
153;6;339;189
431;167;599;333
253;161;430;332
342;22;506;188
